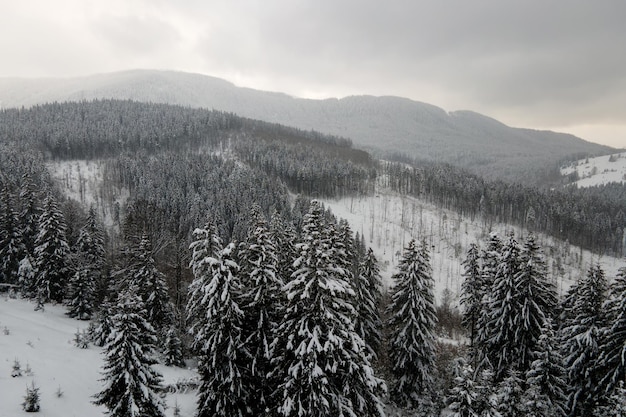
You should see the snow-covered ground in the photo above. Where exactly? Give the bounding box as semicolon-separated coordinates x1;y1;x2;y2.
321;187;626;305
560;152;626;188
0;297;197;417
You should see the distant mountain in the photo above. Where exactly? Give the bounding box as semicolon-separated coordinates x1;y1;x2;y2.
0;69;614;183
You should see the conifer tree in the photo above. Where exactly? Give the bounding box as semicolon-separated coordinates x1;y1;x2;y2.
460;243;482;353
496;370;525;417
272;200;385;417
238;205;283;415
34;194;71;303
0;184;27;285
387;238;437;408
76;206;106;299
186;222;222;354
22;381;41;412
561;263;608;417
130;234;172;333
483;233;521;380
190;242;249;417
66;269;95;320
596;267;626;398
19;173;40;255
269;210;298;285
355;247;383;360
523;321;567;417
446;364;480;417
163;326;186;368
93;288;165;417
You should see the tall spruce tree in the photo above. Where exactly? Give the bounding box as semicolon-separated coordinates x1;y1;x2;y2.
130;234;172;333
34;194;71;303
93;287;165;417
387;238;438;408
66;269;95;320
596;267;626;398
190;242;249;417
75;206;106;300
460;243;482;355
272;200;385;417
355;247;383;360
523;321;568;417
561;263;609;417
238;205;284;415
483;233;521;381
0;184;26;285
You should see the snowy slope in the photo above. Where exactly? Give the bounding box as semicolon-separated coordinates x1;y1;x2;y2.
0;297;197;417
561;152;626;187
321;186;626;305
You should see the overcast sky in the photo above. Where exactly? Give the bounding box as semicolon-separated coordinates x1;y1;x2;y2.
1;0;625;148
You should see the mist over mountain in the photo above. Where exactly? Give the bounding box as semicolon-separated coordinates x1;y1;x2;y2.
0;69;614;183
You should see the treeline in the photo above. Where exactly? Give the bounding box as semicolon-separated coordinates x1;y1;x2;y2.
382;161;626;256
0;100;375;198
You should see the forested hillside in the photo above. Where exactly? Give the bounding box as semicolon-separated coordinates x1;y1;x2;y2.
0;70;616;184
1;100;625;417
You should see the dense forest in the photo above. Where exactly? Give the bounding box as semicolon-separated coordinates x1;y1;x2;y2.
1;100;626;416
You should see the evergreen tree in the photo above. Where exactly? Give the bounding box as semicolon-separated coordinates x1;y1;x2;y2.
387;238;438;408
355;247;383;360
561;263;608;417
474;233;502;371
130;234;172;333
91;299;115;347
0;184;27;285
523;321;567;417
34;194;71;303
22;381;41;412
66;269;95;320
186;222;222;354
190;242;249;417
272;200;385;417
446;364;480;417
238;205;284;415
269;210;298;285
483;233;521;381
163;326;186;368
496;370;525;417
93;288;165;417
75;206;106;300
596;267;626;398
512;234;558;373
460;243;482;354
19;173;40;255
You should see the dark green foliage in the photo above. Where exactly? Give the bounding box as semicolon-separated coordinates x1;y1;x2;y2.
34;194;71;303
22;381;41;412
93;288;165;417
387;239;437;407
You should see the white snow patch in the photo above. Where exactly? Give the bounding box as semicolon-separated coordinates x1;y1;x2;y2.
560;153;626;188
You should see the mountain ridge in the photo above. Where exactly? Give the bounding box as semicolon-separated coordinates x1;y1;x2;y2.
0;69;614;183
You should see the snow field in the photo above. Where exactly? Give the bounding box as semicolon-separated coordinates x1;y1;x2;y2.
0;297;197;417
560;152;626;187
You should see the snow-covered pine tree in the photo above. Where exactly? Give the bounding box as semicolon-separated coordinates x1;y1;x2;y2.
22;381;41;412
75;206;106;301
460;243;482;355
523;321;567;417
163;325;186;368
66;269;95;320
19;173;40;255
355;247;383;360
272;200;385;417
33;193;71;303
512;233;558;373
129;234;172;334
483;232;521;381
387;238;438;408
596;267;626;398
496;370;525;417
0;184;27;285
93;287;165;417
91;299;115;347
446;364;480;417
269;210;298;285
190;242;249;417
237;205;284;415
186;221;222;354
473;233;502;371
561;263;609;417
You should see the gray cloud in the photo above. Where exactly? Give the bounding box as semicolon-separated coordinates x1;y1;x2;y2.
1;0;625;146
